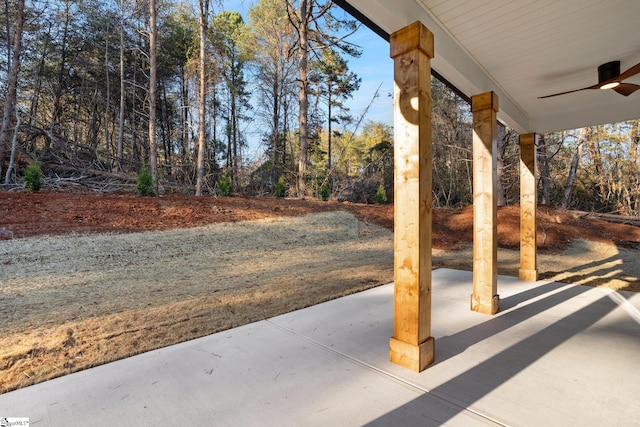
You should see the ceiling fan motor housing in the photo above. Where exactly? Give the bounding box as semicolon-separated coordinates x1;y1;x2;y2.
598;61;620;84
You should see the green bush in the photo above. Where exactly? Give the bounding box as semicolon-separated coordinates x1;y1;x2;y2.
275;176;286;198
23;162;44;192
375;183;387;204
319;184;330;201
136;166;155;196
218;171;232;196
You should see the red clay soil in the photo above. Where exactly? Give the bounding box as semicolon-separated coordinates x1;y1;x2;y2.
1;191;640;251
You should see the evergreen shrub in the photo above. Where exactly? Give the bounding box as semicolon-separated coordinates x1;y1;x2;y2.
218;171;232;196
275;176;286;198
136;167;155;196
375;183;387;204
23;162;44;192
320;184;330;201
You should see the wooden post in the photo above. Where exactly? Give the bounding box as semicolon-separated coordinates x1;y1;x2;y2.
388;21;435;372
519;133;538;281
471;92;499;315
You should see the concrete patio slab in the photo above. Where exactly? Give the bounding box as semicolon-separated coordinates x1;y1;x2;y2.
1;269;639;426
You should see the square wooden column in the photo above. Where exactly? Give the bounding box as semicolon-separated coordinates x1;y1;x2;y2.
519;133;538;281
388;21;435;372
470;92;499;315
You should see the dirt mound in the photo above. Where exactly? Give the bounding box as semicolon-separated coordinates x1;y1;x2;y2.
0;192;342;238
3;192;640;251
431;204;640;252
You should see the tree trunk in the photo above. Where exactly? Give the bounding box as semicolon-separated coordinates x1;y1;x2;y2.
631;121;639;165
0;0;25;176
212;84;218;174
131;56;139;165
538;135;551;205
327;84;332;170
630;121;639;215
195;0;209;196
160;83;171;167
296;0;309;197
232;90;238;188
180;64;190;165
4;109;20;184
104;23;111;167
28;28;49;129
117;0;125;171
283;95;290;169
226;110;232;170
148;0;158;191
75;72;87;149
562;129;588;209
587;127;605;203
495;124;507;206
271;78;279;183
49;0;72;151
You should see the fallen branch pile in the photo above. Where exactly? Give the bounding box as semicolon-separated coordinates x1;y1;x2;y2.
572;210;640;227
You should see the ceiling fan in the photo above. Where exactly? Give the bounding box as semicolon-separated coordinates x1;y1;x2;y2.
539;60;640;98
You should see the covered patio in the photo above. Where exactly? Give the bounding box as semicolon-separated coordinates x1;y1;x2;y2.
1;269;639;425
335;0;640;371
2;1;640;425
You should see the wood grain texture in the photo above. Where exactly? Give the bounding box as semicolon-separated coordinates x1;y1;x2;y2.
389;22;435;371
471;91;499;315
519;133;538;281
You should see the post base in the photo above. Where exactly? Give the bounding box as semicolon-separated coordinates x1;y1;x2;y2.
470;293;500;315
389;336;435;372
519;268;538;282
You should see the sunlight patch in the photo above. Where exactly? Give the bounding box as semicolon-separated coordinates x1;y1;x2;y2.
603;288;640;325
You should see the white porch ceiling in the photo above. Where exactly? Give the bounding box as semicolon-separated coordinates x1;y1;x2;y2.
343;0;640;134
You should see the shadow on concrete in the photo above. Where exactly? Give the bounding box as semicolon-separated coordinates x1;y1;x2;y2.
367;282;618;426
433;280;580;365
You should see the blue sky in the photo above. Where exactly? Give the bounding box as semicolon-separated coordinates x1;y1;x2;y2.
342;25;394;128
226;1;394;157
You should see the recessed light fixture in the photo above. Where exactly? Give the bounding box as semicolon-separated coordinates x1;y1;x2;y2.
598;61;621;90
600;81;620;90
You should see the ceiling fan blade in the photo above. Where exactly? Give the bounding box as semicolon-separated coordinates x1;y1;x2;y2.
538;84;599;99
617;62;640;81
613;83;640;96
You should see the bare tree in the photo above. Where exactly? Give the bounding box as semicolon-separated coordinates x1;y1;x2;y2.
538;135;551;205
292;0;310;197
195;0;210;196
562;128;589;208
116;0;127;171
0;0;25;177
48;0;74;152
104;21;112;163
496;124;507;206
4;109;20;184
148;0;158;192
286;0;359;197
631;121;640;214
212;11;252;189
249;0;297;184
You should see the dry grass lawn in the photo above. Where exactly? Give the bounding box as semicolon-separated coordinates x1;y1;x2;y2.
1;211;393;393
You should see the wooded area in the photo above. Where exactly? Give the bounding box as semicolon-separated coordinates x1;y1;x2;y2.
0;0;639;214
